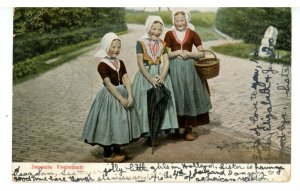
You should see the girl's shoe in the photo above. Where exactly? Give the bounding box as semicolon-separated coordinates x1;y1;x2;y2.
103;153;125;163
184;127;195;141
171;129;182;140
118;150;130;160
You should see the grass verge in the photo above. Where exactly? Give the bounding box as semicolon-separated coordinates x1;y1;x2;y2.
211;43;291;65
13;31;128;85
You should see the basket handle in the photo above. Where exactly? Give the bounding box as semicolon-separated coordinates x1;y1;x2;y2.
199;49;217;59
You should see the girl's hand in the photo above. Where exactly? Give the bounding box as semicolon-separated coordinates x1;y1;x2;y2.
150;77;161;88
177;55;184;60
181;50;190;59
155;75;165;84
120;98;129;108
176;50;184;60
126;97;134;108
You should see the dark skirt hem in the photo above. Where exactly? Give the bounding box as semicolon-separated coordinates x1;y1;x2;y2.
177;112;210;128
83;139;139;147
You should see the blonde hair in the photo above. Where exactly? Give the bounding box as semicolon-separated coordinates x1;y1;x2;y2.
153;20;163;25
174;11;186;16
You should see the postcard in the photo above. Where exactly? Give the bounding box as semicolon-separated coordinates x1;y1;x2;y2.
7;6;293;184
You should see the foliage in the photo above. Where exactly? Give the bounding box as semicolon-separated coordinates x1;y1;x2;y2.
13;38;99;83
13;24;127;63
190;11;216;28
14;8;126;34
13;8;127;64
215;8;291;50
195;26;224;42
13;8;128;83
125;10;222;41
125;9;216;27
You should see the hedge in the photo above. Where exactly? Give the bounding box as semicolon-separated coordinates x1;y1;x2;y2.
13;23;127;64
13;8;127;63
216;8;291;50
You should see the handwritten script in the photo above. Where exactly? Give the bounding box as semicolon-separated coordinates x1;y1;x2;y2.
12;163;289;182
249;59;290;160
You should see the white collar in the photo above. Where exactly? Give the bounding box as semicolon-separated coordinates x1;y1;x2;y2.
101;57;120;72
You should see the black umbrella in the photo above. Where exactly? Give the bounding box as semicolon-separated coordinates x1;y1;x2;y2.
147;84;171;154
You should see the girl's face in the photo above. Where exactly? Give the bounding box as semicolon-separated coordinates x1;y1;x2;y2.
174;13;187;31
107;39;121;58
148;22;163;40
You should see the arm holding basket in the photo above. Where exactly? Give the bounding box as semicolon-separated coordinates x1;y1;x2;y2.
182;45;205;60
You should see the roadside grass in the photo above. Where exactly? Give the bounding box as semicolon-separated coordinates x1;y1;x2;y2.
125;10;216;27
13;39;98;85
195;26;225;41
126;10;224;42
13;31;128;85
211;43;291;65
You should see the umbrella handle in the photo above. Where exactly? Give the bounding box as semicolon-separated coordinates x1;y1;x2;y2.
151;139;154;154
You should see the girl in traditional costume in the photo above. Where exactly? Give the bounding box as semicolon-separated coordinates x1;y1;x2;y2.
164;9;212;141
82;32;141;162
130;16;178;145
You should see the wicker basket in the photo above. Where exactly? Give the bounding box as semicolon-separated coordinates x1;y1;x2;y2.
195;50;220;80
